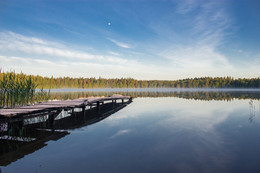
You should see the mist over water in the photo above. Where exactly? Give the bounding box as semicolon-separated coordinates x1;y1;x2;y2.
46;89;260;101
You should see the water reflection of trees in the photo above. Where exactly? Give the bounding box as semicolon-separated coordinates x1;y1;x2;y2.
49;91;260;101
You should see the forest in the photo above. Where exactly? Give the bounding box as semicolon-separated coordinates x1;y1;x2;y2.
1;71;260;89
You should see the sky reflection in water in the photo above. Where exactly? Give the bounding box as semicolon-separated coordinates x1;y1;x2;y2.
2;97;260;173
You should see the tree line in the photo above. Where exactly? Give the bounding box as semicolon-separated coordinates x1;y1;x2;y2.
1;72;260;89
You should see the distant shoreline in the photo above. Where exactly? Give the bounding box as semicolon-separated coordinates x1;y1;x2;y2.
45;88;260;93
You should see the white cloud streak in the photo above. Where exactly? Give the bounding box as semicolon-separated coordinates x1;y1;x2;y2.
107;38;131;49
0;31;157;78
0;54;169;79
0;32;135;64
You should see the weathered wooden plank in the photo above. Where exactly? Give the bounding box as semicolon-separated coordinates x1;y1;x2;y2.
0;109;43;117
0;95;131;117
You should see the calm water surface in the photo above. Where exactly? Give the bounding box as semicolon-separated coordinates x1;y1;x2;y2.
1;92;260;173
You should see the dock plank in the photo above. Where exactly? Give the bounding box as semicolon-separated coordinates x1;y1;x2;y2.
0;95;131;117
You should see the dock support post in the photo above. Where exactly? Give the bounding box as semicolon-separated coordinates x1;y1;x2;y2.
82;106;86;122
48;109;62;131
112;99;116;108
97;101;100;113
49;113;55;131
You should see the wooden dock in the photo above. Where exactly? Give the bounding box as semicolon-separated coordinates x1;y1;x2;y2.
0;94;132;118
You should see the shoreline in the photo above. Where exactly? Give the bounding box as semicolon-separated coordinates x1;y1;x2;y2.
42;88;260;93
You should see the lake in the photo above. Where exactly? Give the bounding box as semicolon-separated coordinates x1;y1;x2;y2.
1;90;260;173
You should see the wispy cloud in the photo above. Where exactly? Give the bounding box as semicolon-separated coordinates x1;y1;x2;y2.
0;31;136;65
108;38;131;49
0;31;162;78
174;0;200;14
157;0;237;77
191;1;232;46
0;55;67;67
0;53;174;79
0;32;99;61
109;51;121;56
160;44;233;76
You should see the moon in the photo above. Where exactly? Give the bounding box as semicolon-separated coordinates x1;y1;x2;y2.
108;22;111;26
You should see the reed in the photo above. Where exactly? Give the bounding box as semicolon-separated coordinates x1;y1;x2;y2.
0;71;50;108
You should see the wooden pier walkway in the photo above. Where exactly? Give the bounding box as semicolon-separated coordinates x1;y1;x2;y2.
0;94;132;118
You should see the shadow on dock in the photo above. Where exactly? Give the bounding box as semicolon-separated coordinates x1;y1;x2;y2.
0;99;132;166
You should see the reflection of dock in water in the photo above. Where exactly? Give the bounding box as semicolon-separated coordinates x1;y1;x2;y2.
0;95;132;166
0;130;69;166
54;100;131;130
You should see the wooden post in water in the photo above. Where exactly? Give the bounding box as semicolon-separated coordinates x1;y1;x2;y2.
112;99;116;108
72;108;77;121
97;101;100;113
48;109;62;131
48;112;55;131
82;106;86;122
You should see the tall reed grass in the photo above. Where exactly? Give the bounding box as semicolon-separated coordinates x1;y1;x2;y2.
0;72;50;108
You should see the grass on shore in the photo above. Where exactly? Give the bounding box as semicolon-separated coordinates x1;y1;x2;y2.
0;72;50;108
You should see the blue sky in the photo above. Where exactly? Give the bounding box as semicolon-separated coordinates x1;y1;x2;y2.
0;0;259;80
